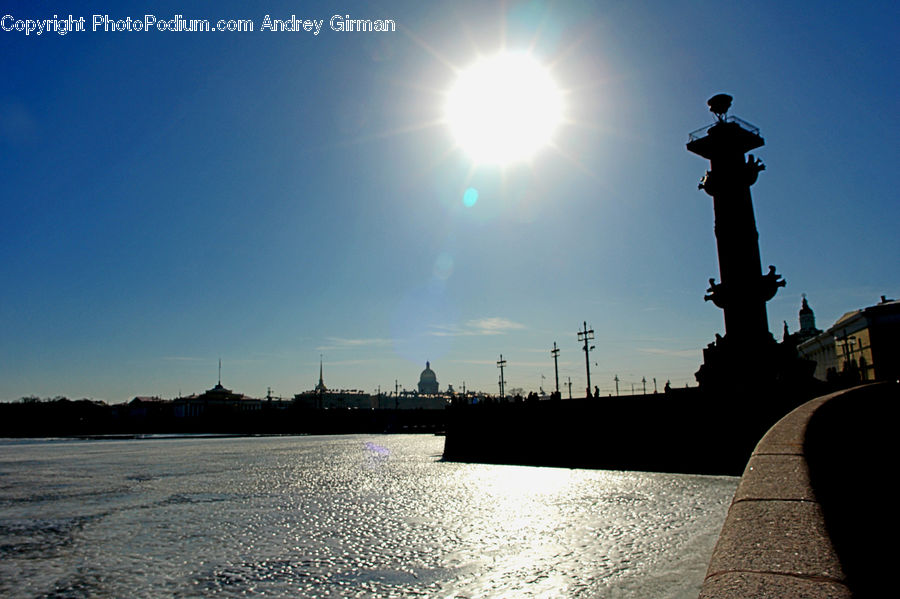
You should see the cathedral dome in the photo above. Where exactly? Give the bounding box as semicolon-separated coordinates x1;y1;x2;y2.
420;362;436;381
417;361;439;394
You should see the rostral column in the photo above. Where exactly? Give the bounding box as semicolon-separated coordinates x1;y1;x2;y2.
687;94;786;388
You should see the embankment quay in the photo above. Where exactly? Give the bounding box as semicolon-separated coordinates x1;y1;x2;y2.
0;403;446;437
442;386;817;476
700;382;896;598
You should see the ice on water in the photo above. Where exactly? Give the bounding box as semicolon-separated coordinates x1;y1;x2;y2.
0;435;736;598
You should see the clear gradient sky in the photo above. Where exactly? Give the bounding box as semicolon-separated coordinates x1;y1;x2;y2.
2;1;898;402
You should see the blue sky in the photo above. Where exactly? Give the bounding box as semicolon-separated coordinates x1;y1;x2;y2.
1;1;897;402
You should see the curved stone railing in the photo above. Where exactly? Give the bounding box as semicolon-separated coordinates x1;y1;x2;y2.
699;382;897;598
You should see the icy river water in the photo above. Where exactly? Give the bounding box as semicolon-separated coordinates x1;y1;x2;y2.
0;434;737;598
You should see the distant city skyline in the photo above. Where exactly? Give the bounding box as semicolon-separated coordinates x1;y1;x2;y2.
2;1;898;402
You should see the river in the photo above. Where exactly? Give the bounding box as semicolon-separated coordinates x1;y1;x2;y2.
0;434;736;598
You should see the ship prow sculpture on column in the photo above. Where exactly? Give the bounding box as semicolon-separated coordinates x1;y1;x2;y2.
687;94;813;394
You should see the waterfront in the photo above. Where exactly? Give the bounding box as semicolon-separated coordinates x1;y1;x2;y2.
0;435;736;598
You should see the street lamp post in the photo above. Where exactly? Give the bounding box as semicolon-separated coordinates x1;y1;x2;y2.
551;342;560;394
497;354;507;398
577;322;595;398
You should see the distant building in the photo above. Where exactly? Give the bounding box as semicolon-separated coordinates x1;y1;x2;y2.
395;390;448;410
782;295;823;348
294;388;377;410
294;357;377;409
173;380;260;418
126;396;169;420
417;361;439;394
798;296;900;383
292;358;447;410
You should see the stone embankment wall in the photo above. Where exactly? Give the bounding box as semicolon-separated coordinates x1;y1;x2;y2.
699;382;897;598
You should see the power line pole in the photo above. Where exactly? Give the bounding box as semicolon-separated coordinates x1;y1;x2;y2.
577;322;595;398
551;342;560;394
642;376;647;395
497;354;507;398
614;374;620;397
567;376;572;399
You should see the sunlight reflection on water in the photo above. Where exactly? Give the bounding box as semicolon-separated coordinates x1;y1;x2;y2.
0;435;736;598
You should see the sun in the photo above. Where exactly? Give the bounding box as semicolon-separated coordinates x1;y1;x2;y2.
445;52;563;166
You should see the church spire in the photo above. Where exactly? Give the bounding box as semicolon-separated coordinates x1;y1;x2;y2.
315;355;328;393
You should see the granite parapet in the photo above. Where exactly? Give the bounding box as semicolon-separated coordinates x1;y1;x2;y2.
699;382;897;598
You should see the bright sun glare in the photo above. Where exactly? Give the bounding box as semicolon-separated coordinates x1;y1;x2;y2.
445;53;563;165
